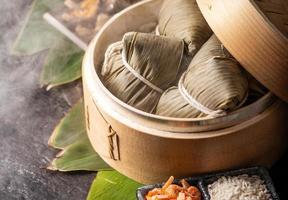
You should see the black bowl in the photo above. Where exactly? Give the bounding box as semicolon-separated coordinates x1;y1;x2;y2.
136;166;279;200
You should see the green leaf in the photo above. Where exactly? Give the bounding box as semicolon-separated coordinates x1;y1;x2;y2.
12;0;64;55
87;171;143;200
48;99;112;171
12;0;83;88
40;37;83;90
49;98;86;149
48;138;111;171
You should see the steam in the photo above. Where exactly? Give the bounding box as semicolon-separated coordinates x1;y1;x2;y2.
0;1;90;199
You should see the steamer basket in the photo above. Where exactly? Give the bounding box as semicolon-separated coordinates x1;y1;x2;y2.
82;0;288;184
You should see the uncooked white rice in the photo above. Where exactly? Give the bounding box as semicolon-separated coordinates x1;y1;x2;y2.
208;174;272;200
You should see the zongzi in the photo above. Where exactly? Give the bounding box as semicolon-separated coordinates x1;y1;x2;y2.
156;35;249;118
158;0;212;56
156;87;206;118
101;32;185;113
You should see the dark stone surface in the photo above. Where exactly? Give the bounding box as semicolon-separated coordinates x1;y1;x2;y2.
0;1;95;199
0;0;287;200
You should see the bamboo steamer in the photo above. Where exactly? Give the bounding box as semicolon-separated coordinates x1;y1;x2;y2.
197;0;288;102
82;0;288;184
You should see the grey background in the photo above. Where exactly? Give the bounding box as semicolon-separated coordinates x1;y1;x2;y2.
0;0;287;200
0;0;94;199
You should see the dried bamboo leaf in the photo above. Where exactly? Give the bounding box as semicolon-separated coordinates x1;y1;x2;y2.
48;137;111;171
87;171;143;200
158;0;212;56
156;87;205;118
48;98;85;149
156;35;248;118
184;35;248;111
101;32;184;113
40;37;83;90
12;0;64;55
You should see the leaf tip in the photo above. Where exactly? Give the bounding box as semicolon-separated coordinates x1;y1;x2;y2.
46;84;54;91
47;164;57;171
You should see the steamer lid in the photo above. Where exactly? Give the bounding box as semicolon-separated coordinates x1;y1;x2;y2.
196;0;288;102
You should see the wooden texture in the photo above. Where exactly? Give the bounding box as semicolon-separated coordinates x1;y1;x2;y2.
82;0;288;184
196;0;288;102
255;0;288;37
